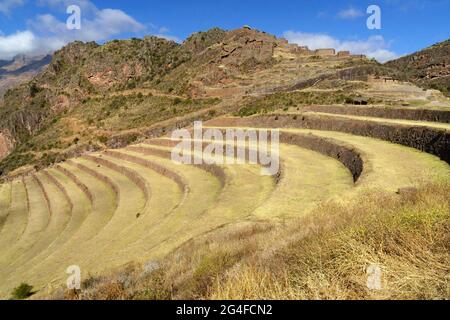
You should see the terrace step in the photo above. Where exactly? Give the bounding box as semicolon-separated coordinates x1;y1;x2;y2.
111;146;273;261
0;172;72;278
207;122;450;189
18;168;92;269
74;151;182;264
206;116;450;163
298;111;450;131
0;181;28;255
0;176;50;270
145;136;355;219
0;183;11;232
291;105;450;123
62;156;147;269
0;161;121;296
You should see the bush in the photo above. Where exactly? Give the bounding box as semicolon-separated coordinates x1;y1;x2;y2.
98;135;109;145
11;283;34;300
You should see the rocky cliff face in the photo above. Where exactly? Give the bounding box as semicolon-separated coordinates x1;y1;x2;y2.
156;27;282;94
0;130;14;160
34;37;188;102
216;28;278;68
183;28;228;54
0;54;52;158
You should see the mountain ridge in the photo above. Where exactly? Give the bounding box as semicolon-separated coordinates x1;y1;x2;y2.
1;26;441;179
386;38;450;96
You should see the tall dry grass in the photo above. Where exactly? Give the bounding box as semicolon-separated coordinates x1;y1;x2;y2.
56;182;449;300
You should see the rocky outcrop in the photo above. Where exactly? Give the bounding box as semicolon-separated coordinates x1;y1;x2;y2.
184;28;227;54
217;28;277;69
156;27;285;94
0;130;14;160
41;38;186;94
179;28;281;88
1;108;48;141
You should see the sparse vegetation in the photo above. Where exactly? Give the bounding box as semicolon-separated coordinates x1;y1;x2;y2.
236;91;380;117
386;38;450;97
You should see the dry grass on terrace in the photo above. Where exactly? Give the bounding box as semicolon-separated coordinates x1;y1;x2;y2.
56;181;449;300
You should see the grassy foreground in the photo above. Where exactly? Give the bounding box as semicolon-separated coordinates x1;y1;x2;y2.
51;181;449;300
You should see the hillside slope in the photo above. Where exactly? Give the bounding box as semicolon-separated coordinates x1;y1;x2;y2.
0;27;390;179
386;39;450;96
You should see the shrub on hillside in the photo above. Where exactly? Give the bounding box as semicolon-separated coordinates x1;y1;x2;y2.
10;283;34;300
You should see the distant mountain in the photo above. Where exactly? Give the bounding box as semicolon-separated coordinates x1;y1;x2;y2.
0;54;52;99
386;39;450;96
0;60;11;68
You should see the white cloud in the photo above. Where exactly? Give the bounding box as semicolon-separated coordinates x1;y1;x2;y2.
0;2;147;59
154;27;181;43
37;0;96;12
338;7;364;19
0;0;25;15
0;0;181;59
366;49;399;62
283;31;399;62
284;32;340;50
154;34;181;43
158;27;170;34
28;9;145;42
0;30;37;60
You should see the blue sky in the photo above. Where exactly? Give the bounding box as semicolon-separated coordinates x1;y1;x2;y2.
1;0;449;62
